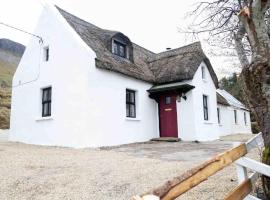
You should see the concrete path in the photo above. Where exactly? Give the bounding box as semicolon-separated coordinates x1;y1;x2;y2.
0;129;9;142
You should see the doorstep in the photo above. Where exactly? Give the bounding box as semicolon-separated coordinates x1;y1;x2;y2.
150;137;181;142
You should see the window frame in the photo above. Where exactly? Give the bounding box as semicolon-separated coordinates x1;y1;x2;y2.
126;89;136;118
234;110;238;124
42;87;52;117
203;95;209;121
112;40;126;58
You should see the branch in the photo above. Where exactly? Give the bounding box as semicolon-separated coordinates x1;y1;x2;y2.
234;22;250;67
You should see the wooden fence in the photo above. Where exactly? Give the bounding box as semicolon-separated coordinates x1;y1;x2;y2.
132;133;269;200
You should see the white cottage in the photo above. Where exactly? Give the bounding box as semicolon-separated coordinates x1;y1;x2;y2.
217;89;252;136
10;4;251;148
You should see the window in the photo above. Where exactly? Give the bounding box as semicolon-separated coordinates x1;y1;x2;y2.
202;66;206;79
165;96;171;104
217;107;220;124
126;89;136;118
203;95;209;120
244;112;247;125
44;46;49;61
234;110;237;124
112;40;126;58
42;87;52;117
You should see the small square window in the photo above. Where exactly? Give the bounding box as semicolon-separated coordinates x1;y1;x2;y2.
165;96;171;104
44;47;49;61
112;40;126;58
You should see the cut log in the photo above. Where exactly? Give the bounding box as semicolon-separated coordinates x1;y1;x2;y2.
134;144;247;200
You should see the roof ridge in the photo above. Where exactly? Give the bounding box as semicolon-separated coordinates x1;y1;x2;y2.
157;41;201;55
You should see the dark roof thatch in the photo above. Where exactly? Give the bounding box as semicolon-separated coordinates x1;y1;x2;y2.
56;6;218;86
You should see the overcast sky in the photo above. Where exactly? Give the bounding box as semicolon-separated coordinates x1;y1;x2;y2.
0;0;240;78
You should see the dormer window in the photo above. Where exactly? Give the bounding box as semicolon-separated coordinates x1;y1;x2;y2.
112;40;126;58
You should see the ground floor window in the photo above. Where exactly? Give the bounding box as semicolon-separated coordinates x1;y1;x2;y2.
244;112;247;125
42;87;52;117
203;95;209;120
234;110;237;124
217;107;220;124
126;89;136;118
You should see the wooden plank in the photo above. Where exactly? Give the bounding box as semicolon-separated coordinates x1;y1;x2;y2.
236;157;270;177
224;179;252;200
136;144;247;200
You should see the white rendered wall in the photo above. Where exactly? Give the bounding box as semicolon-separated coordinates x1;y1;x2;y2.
10;5;158;148
217;104;232;136
218;104;252;136
176;80;197;141
177;62;219;141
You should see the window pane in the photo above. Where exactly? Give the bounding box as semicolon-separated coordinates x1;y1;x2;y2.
119;45;125;57
126;91;130;102
165;96;171;104
113;42;118;54
126;104;129;117
43;103;48;116
43;90;48;101
130;105;135;117
130;92;135;103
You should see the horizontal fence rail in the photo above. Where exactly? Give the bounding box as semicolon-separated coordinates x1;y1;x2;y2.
132;133;268;200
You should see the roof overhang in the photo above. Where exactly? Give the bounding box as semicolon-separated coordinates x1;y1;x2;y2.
148;81;195;96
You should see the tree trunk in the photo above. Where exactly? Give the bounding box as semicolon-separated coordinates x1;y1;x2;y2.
242;62;270;199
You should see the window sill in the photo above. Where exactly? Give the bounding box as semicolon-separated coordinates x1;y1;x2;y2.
202;79;207;83
125;117;141;121
204;121;213;124
35;116;54;121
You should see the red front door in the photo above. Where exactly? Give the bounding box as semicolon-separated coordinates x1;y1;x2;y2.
159;93;178;138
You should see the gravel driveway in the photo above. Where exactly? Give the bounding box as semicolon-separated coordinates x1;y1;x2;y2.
0;132;258;200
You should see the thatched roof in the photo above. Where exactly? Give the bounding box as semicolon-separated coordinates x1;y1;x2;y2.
57;6;218;86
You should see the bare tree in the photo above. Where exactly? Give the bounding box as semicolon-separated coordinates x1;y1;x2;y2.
185;0;270;197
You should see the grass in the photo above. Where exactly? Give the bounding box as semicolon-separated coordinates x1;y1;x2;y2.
0;59;16;87
0;59;15;129
0;88;11;129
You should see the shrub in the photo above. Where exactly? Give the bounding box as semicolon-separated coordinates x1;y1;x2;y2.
251;121;260;134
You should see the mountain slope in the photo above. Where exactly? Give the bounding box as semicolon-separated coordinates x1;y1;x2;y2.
0;39;25;129
0;39;25;87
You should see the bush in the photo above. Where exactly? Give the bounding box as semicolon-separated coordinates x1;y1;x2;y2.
0;87;11;129
251;121;260;134
0;107;10;129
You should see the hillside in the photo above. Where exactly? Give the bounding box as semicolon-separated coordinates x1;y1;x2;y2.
0;39;25;129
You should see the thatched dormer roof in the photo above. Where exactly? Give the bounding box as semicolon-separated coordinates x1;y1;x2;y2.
56;6;218;87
